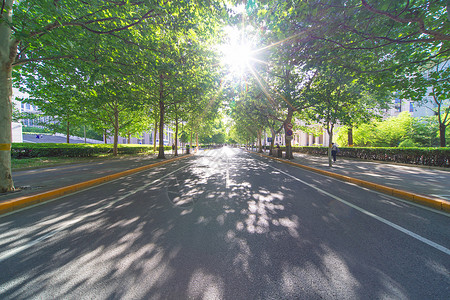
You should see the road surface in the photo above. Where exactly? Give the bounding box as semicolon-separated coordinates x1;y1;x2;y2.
0;147;449;299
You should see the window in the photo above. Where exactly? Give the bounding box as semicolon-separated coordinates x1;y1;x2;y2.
394;98;401;112
409;102;414;112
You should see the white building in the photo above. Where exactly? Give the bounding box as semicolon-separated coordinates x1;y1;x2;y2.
105;124;178;146
11;122;23;143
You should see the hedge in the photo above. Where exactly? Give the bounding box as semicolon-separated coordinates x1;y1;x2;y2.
11;143;172;159
290;146;450;168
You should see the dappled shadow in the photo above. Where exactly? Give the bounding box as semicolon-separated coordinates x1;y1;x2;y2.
292;154;450;200
0;148;448;299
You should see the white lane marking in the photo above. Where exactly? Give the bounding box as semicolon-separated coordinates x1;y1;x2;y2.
255;154;450;217
269;165;450;256
0;163;192;263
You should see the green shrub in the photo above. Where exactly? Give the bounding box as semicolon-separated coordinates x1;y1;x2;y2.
22;126;52;135
293;146;450;167
398;139;418;147
11;143;157;158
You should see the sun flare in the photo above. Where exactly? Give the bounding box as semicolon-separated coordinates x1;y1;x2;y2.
219;26;255;78
221;43;252;75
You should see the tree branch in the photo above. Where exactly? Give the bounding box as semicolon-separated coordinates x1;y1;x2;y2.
64;9;157;35
12;55;74;67
361;0;450;41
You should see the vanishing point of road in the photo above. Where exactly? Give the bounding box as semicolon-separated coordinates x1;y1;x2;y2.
0;147;449;299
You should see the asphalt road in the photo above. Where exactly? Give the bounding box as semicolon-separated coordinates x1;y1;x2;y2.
0;147;449;299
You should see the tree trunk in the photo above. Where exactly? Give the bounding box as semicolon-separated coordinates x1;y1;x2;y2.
113;107;119;156
0;62;14;192
196;132;199;153
257;129;263;152
284;108;294;159
348;126;353;146
104;129;107;144
0;1;16;192
175;115;179;156
439;123;446;147
269;127;275;155
153;117;158;152
327;125;334;167
127;133;131;144
190;131;193;149
157;99;165;159
157;72;166;159
66;119;70;143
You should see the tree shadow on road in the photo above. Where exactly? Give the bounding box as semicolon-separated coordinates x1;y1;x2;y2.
0;148;448;299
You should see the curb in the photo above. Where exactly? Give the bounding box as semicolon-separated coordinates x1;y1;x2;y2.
249;151;450;213
0;154;193;215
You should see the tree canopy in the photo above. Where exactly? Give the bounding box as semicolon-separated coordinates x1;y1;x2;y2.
1;0;449;191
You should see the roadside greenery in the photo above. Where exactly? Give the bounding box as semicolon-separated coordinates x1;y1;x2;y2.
11;143;167;159
335;112;450;148
285;146;450;168
22;126;52;135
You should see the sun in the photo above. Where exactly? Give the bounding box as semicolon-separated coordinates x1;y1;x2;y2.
219;26;255;78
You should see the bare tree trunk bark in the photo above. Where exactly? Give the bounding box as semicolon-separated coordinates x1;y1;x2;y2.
0;64;13;192
284;108;294;159
348;126;353;146
157;73;166;159
0;0;16;192
327;124;334;167
257;129;263;152
153;117;158;152
66;119;70;143
439;123;446;147
113;107;119;156
269;128;275;155
175;115;179;156
196;132;199;153
157;99;165;159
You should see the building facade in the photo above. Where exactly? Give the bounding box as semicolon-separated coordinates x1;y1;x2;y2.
104;124;178;146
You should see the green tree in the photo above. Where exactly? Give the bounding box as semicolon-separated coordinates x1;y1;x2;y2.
410;116;441;147
302;65;388;165
336;112;418;147
401;61;450;147
16;60;88;143
1;0;168;192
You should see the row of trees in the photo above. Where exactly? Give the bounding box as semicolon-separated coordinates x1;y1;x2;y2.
1;1;449;192
226;0;449;166
1;0;229;192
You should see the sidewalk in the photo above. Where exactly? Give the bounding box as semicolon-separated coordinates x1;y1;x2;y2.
0;154;180;204
291;153;450;201
254;149;450;211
